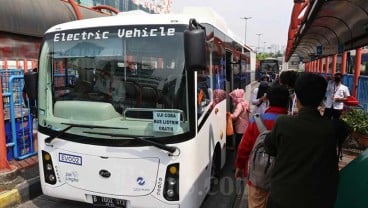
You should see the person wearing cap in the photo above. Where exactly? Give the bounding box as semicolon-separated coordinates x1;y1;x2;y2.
324;72;350;119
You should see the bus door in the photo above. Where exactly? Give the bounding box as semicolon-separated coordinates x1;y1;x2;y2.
225;50;233;113
225;50;242;112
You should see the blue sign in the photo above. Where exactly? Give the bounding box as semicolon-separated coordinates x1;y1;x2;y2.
316;46;322;56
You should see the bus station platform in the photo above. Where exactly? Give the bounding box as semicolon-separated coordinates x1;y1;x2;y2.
236;151;359;208
0;142;359;208
0;129;40;208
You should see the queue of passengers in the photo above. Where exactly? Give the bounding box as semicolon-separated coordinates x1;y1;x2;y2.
230;71;351;208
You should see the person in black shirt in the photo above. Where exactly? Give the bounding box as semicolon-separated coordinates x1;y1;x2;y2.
264;72;350;208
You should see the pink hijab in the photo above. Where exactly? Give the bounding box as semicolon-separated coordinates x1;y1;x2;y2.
213;89;226;104
229;88;249;112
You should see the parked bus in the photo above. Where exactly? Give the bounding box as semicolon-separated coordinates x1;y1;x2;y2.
287;54;300;71
25;9;255;208
257;58;280;81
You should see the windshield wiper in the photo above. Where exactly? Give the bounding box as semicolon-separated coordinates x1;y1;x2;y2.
83;131;178;155
45;123;128;144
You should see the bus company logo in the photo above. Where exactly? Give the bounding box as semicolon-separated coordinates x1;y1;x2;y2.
136;177;145;186
59;153;82;166
65;171;79;183
99;169;111;178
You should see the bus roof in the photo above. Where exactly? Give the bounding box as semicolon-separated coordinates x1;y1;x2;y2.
45;7;241;44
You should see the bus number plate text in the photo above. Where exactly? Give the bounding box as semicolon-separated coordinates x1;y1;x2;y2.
92;195;127;208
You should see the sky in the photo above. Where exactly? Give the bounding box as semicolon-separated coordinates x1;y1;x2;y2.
170;0;294;53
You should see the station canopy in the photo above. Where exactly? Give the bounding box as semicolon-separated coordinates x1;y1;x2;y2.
0;0;108;59
0;0;108;37
286;0;368;62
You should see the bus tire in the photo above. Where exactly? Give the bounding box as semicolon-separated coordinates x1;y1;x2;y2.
211;145;221;182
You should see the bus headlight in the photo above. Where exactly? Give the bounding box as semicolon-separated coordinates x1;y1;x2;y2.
167;178;177;186
163;163;179;201
166;189;175;198
42;151;57;185
48;174;56;182
46;163;53;171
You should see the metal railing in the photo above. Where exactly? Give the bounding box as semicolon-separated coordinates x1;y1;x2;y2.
1;69;37;160
343;74;368;111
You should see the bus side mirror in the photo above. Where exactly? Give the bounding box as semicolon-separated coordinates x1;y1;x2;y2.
184;29;207;71
24;71;38;100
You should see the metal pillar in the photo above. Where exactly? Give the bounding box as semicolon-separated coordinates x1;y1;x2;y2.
341;52;347;75
332;54;337;74
352;48;362;97
241;17;252;45
325;56;330;76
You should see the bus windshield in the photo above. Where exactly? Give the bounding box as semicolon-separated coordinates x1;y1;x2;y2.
259;59;279;74
38;25;190;141
258;58;280;81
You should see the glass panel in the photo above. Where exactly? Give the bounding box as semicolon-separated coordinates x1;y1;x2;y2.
39;25;189;140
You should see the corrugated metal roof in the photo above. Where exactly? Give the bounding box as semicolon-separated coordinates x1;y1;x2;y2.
0;0;109;59
286;0;368;62
0;0;108;37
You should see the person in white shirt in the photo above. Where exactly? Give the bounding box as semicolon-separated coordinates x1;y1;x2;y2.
324;72;350;119
251;80;269;115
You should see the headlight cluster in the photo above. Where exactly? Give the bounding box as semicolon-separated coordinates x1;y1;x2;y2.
42;150;57;185
163;163;179;201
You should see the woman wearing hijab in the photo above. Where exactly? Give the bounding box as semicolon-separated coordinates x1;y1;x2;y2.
228;88;250;151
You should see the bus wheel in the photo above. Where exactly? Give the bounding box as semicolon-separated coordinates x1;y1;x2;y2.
210;146;221;185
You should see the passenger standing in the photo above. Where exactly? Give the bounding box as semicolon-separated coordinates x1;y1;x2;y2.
279;70;298;115
235;85;289;208
251;78;270;115
228;88;250;151
23;67;38;117
269;73;280;88
324;72;350;119
279;70;298;89
264;72;350;208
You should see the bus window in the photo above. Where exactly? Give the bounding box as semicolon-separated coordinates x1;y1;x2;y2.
197;69;211;117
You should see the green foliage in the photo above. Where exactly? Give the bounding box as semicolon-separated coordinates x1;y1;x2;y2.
256;53;270;60
341;108;368;135
256;52;283;61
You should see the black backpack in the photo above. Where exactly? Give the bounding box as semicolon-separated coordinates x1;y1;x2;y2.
247;114;275;190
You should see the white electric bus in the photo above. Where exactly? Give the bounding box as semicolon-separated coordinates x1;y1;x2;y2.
25;9;255;208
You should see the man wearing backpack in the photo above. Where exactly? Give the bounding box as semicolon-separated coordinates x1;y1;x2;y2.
235;85;290;208
264;73;350;208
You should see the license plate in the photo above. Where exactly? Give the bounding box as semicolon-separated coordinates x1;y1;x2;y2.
92;195;127;208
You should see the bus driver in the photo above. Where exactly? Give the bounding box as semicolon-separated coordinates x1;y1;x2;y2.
94;67;126;112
